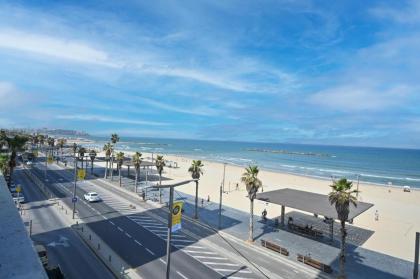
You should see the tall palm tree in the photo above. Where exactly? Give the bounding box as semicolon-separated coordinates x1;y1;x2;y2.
188;160;204;219
7;135;29;186
329;178;359;279
155;155;165;203
89;149;97;175
132;152;143;193
110;133;120;179
116;152;125;187
0;154;10;177
57;138;66;162
103;143;113;179
78;147;86;169
241;165;262;242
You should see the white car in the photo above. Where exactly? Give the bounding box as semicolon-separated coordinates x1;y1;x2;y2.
84;192;101;202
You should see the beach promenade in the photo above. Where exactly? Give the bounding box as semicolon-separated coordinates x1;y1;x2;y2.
74;144;420;278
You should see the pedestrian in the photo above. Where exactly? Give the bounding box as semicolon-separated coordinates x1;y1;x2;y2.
262;208;267;222
201;198;204;207
207;195;210;203
236;183;239;191
375;210;379;221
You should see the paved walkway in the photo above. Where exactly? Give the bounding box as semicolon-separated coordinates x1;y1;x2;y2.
65;157;418;279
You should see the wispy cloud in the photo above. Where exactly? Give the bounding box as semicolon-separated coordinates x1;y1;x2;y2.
56;114;168;126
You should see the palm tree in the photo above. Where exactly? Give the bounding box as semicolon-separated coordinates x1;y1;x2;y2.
188;160;204;219
110;133;120;179
78;147;86;169
57;138;66;162
132;152;143;193
89;149;97;175
155;155;165;203
103;143;113;179
0;154;10;177
241;165;262;242
7;135;29;186
329;178;359;279
116;152;125;187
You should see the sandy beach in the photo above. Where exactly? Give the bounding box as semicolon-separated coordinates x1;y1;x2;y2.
86;145;419;263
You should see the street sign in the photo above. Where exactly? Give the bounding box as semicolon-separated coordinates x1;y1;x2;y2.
16;185;21;193
77;169;86;180
72;197;78;203
171;201;183;232
47;156;53;164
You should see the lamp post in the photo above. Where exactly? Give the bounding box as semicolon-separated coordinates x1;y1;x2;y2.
219;182;223;229
72;155;78;219
153;179;198;279
222;163;226;193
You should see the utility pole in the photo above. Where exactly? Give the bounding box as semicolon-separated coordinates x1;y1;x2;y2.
414;232;419;279
222;163;226;193
356;174;360;198
166;186;174;279
218;182;223;229
44;146;47;181
72;155;77;219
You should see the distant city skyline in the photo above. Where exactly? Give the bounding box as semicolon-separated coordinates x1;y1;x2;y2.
1;1;420;148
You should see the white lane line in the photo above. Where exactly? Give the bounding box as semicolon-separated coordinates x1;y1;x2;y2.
203;262;240;266
145;226;167;230
184;250;217;255
176;271;188;279
117;226;124;232
134;240;143;246
125;232;132;238
185;245;206;249
145;248;155;256
215;269;252;274
159;258;166;264
193;256;228;260
102;215;107;220
109;221;115;226
172;239;195;243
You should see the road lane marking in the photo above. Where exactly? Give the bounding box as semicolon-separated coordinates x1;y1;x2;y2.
125;232;132;238
145;248;155;255
214;268;252;274
109;221;115;225
159;258;166;264
203;262;240;266
176;271;188;279
184;250;217;255
172;239;195;243
134;240;143;246
143;225;166;229
193;256;228;260
117;226;124;232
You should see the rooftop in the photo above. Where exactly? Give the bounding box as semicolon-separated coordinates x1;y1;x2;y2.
256;188;374;221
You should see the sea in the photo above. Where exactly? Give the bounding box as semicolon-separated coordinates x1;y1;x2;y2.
82;136;420;189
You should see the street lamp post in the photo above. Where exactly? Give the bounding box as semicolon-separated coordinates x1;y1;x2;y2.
72;155;78;219
154;179;198;279
218;182;223;229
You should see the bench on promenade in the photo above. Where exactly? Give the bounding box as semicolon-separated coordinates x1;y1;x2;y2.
297;254;333;273
260;239;289;256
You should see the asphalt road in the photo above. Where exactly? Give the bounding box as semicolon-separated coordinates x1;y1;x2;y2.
14;167;115;279
28;161;253;279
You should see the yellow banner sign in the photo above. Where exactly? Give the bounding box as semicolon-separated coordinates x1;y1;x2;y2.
77;169;86;180
47;156;54;164
16;185;21;193
171;201;183;232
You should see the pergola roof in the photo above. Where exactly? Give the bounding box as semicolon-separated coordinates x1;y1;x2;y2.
123;160;154;167
256;188;373;221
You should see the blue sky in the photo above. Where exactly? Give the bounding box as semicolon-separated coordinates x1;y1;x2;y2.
0;0;419;148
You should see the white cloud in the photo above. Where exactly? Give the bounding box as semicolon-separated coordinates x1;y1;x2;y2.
0;29;120;67
370;0;420;24
56;114;168;126
135;97;220;116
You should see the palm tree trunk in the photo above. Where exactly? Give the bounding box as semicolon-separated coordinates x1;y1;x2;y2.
249;199;254;242
194;181;199;219
135;169;138;193
110;157;114;180
159;173;162;203
104;160;108;178
91;160;94;174
339;220;347;279
119;165;122;187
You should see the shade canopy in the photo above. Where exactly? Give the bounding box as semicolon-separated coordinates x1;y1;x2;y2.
256;188;373;221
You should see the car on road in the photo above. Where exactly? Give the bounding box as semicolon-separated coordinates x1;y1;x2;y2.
84;192;101;202
11;192;25;204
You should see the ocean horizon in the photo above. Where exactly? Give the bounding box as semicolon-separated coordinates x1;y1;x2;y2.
76;135;420;189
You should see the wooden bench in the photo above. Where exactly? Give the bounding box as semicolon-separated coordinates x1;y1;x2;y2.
297;254;333;273
261;239;289;256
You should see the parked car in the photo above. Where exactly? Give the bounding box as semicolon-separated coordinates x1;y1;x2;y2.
84;192;101;202
11;192;25;204
35;244;48;267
